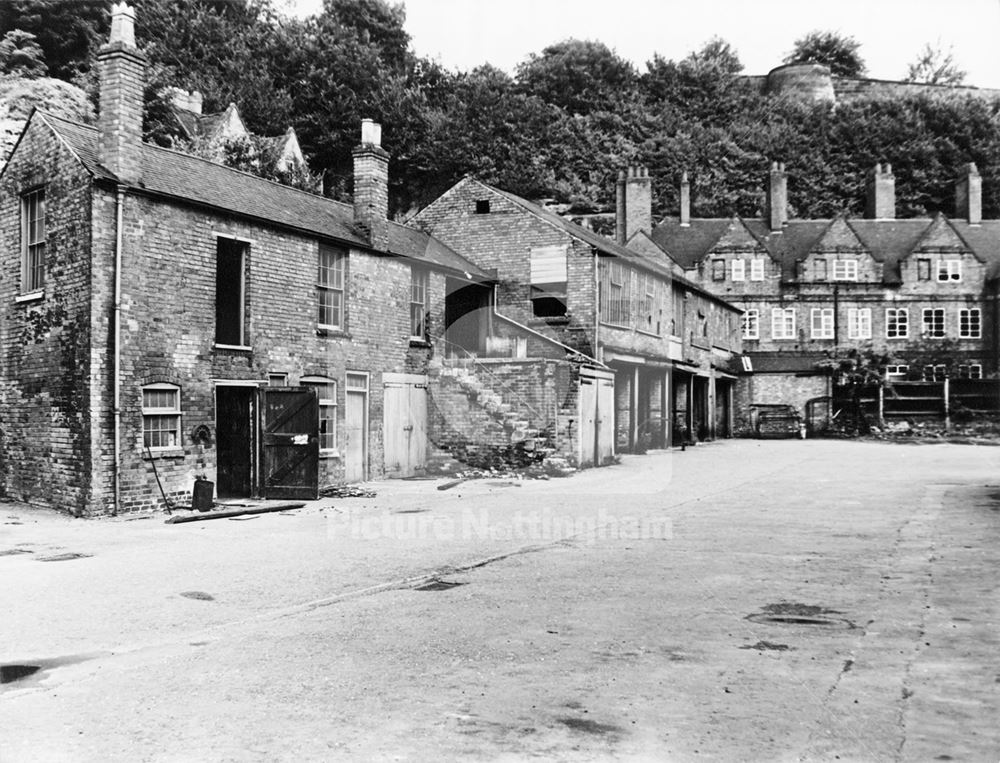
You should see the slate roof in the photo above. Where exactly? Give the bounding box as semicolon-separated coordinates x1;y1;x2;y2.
653;214;1000;285
39;112;490;279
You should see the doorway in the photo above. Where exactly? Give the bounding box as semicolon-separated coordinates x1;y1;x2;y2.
216;385;255;497
344;372;369;482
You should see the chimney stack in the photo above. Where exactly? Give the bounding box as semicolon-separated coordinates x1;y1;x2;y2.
352;119;389;251
615;166;652;244
679;172;690;227
97;2;145;184
955;162;982;225
766;162;787;232
865;163;896;220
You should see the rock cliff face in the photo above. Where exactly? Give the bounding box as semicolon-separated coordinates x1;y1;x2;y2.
0;76;93;170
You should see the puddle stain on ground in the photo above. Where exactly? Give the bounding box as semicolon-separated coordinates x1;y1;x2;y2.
740;641;792;651
0;548;33;556
747;602;856;629
1;652;110;687
556;717;624;737
180;591;215;601
414;579;466;592
36;552;93;562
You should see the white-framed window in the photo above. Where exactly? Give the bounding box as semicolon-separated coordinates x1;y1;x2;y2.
923;364;948;382
410;267;428;340
810;308;834;339
937;259;961;282
142;383;181;450
301;376;337;453
741;309;759;340
530;245;568;318
959;308;981;339
958;363;983;379
832;259;858;281
885;364;909;381
847;308;872;339
922;308;946;338
318;244;346;329
21;187;46;294
731;259;745;282
886;308;908;338
750;258;765;281
771;307;796;340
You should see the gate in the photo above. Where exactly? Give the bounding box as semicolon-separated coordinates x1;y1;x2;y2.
579;368;615;468
260;387;319;500
383;373;428;477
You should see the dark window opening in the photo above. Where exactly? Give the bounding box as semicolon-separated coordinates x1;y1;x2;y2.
531;283;567;318
475;199;491;214
216;238;247;345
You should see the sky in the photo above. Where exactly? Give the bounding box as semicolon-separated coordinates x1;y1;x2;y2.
283;0;1000;88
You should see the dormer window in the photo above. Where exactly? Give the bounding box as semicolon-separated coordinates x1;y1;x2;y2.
937;259;961;282
832;260;858;281
475;199;491;214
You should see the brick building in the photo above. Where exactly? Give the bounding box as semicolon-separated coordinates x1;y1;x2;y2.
0;4;495;515
414;172;744;452
649;162;1000;432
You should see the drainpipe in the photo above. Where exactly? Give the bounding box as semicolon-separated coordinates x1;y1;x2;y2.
113;187;124;515
593;249;601;363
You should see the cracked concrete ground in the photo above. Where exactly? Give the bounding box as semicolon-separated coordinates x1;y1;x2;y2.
1;439;998;761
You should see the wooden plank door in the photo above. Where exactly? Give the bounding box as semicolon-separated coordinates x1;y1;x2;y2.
344;372;368;483
579;376;598;468
260;387;319;500
596;376;615;465
383;373;428;477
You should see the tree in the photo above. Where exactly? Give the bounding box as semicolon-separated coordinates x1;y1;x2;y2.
905;43;967;86
516;39;638;115
784;30;866;77
0;0;106;81
0;29;47;77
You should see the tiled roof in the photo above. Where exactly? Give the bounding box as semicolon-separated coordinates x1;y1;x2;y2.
40;112;489;279
653;214;1000;285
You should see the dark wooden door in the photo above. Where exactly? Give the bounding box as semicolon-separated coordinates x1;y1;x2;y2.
217;386;254;497
261;387;319;500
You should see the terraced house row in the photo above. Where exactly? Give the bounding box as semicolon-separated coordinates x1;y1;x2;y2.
0;4;743;516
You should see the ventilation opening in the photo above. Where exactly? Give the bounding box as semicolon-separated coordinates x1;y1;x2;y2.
475;199;490;214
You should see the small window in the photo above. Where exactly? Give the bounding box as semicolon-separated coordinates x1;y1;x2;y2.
21;187;46;294
475;199;491;214
731;259;745;282
921;308;945;338
771;307;796;340
216;238;247;346
810;308;834;339
268;373;288;386
301;376;337;453
959;308;981;339
318;244;347;330
958;363;983;380
814;258;827;281
917;258;931;281
886;308;908;338
142;383;181;450
885;364;909;381
410;267;428;339
923;364;948;382
750;258;765;281
832;259;858;281
711;259;726;281
937;259;961;282
741;309;759;340
847;308;872;339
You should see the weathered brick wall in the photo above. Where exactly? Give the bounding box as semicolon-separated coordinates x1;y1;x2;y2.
101;192;440;514
735;372;829;434
415;178;598;357
0;117;95;515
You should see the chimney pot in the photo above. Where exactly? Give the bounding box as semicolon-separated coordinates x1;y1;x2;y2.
361;118;381;146
108;2;137;48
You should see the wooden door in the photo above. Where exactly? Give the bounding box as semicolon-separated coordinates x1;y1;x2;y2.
260;387;319;500
216;385;254;497
596;374;615;465
383;373;428;477
578;369;615;468
344;373;368;482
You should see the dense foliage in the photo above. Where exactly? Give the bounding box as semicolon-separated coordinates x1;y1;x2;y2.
4;0;1000;222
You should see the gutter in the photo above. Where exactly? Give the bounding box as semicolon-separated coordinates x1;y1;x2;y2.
112;187;124;515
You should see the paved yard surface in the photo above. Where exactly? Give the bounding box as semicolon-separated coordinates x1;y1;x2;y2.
1;439;998;761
